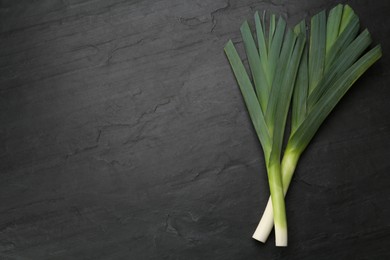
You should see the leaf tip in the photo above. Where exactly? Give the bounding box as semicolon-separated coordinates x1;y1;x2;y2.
224;40;234;51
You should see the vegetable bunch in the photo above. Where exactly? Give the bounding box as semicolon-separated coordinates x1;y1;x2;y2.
224;4;381;246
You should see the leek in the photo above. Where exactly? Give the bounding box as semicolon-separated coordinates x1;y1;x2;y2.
224;4;382;246
225;13;306;246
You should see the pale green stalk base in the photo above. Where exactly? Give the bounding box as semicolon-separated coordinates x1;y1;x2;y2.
253;150;300;244
266;162;288;246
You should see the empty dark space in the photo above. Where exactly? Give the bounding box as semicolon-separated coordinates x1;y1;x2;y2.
0;0;389;259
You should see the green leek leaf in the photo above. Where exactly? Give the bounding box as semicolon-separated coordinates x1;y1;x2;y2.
224;40;271;154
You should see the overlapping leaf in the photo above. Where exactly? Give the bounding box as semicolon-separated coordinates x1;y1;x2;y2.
288;4;382;153
225;14;306;162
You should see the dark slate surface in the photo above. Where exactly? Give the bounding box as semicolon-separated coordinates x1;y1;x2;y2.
1;0;389;259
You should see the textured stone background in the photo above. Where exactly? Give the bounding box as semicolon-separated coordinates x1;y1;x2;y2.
1;0;389;259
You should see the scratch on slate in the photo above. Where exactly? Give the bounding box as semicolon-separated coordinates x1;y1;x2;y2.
178;16;208;27
70;44;100;54
95;158;129;169
210;0;231;32
268;0;285;7
123;135;146;146
165;214;180;236
106;38;145;65
153;97;172;113
188;211;199;222
132;88;143;98
95;129;102;143
65;144;98;159
125;96;174;132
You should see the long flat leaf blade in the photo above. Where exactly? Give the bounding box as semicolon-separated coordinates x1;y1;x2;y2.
267;16;286;88
325;13;359;71
224;40;271;153
255;11;270;87
288;45;382;153
269;34;306;164
308;10;326;94
266;28;295;132
241;21;269;112
268;14;276;50
326;4;343;54
339;5;356;34
307;29;372;110
291;20;308;133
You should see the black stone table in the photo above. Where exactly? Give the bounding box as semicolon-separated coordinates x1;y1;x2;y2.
1;0;389;259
